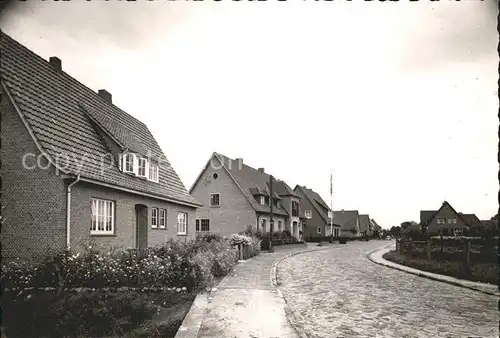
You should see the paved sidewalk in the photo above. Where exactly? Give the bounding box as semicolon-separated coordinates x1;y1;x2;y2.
368;244;499;296
177;243;337;338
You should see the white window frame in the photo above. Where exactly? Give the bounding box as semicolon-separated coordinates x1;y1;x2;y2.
209;193;220;207
447;218;453;224
122;153;136;174
148;163;159;183
305;210;312;219
260;196;265;205
177;212;188;235
91;198;115;235
159;209;166;229
317;226;322;234
137;157;147;178
453;218;457;224
151;208;158;228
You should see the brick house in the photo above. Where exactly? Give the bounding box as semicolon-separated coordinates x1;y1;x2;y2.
1;32;200;261
420;201;480;236
294;185;341;239
333;210;360;238
189;153;304;239
359;214;371;237
370;218;382;236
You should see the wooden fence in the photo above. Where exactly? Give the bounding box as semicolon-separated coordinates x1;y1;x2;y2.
396;237;498;267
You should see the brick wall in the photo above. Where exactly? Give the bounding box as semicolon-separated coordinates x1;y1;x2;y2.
70;181;196;252
1;95;67;261
190;155;257;236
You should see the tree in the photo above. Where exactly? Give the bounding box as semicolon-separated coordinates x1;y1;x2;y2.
389;226;402;238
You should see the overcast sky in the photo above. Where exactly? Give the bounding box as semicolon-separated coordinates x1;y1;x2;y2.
1;0;498;228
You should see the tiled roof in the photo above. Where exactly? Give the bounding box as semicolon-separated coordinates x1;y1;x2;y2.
273;180;299;197
420;210;437;225
333;210;359;231
370;219;382;230
213;153;289;216
1;32;200;207
460;213;481;227
359;214;370;232
295;185;330;225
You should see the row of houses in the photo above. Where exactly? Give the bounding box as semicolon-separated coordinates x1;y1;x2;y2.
188;152;382;241
0;32;381;262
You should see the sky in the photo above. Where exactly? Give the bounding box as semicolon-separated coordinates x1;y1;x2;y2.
1;0;498;228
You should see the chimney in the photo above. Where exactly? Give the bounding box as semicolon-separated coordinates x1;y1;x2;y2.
258;168;265;173
49;57;62;71
235;158;243;165
98;89;112;104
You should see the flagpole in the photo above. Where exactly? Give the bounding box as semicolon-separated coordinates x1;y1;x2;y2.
330;170;334;239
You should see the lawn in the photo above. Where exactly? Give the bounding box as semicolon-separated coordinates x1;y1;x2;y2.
383;250;498;285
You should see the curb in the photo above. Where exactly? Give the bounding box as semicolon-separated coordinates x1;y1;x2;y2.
367;245;499;297
270;244;341;338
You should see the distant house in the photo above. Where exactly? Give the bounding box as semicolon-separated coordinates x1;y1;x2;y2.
333;210;360;238
294;185;341;238
370;219;382;235
359;214;371;237
419;201;480;236
1;32;200;261
189;153;304;239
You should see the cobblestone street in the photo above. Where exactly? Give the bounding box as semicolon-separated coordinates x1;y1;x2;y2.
278;240;498;338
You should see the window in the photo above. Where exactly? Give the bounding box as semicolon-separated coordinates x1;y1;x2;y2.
159;209;166;229
196;219;210;232
264;196;270;206
278;220;282;231
260;196;265;205
123;153;135;174
138;157;147;177
305;210;312;219
317;226;322;234
213;173;219;179
210;193;220;207
453;218;457;224
177;212;187;235
151;208;158;228
447;218;453;224
261;218;267;232
91;198;114;235
292;201;299;217
148;163;159;182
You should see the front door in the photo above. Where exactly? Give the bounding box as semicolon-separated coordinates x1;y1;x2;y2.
135;204;148;249
292;221;298;239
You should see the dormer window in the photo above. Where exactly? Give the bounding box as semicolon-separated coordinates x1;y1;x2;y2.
121;152;159;183
123;153;135;174
260;196;265;205
138;158;147;178
149;163;159;182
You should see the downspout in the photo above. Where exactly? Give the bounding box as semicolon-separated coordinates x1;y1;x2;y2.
66;175;81;250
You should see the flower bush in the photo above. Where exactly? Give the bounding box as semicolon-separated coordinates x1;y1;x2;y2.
1;234;248;292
